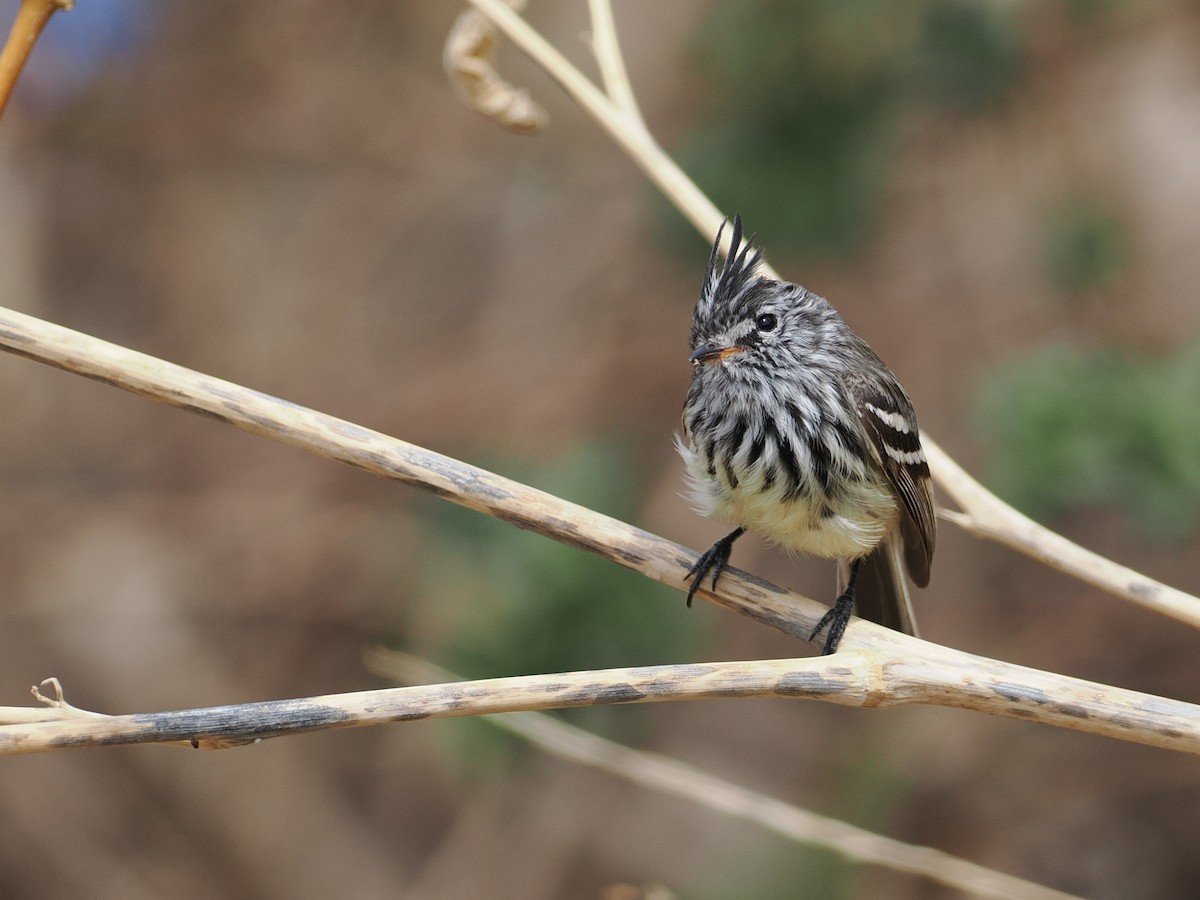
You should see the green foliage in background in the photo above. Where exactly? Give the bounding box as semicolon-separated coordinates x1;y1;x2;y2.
1042;197;1129;296
672;0;1026;260
414;441;709;771
913;0;1025;110
976;342;1200;542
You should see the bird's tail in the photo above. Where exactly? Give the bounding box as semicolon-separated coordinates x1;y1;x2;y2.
838;536;919;637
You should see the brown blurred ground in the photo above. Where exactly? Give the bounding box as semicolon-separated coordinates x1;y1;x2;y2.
0;2;1199;898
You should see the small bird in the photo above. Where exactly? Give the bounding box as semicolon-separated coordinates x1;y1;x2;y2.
678;216;935;654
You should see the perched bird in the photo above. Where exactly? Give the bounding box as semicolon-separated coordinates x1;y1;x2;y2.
678;216;935;654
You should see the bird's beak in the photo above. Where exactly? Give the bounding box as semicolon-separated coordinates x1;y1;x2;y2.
689;343;744;366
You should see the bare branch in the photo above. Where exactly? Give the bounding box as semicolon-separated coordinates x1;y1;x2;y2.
586;0;643;126
0;304;1198;754
460;0;1200;630
0;0;71;120
929;444;1200;627
465;0;728;247
370;650;1083;900
3;642;1199;757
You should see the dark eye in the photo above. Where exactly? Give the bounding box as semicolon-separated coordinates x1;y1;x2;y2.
755;313;778;332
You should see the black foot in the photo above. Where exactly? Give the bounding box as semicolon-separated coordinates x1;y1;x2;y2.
685;527;745;607
809;591;854;655
809;557;862;655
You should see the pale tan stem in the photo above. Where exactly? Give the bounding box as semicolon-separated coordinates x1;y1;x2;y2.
927;443;1200;627
3;645;1199;756
370;651;1083;900
466;0;728;250
0;0;72;120
586;0;643;125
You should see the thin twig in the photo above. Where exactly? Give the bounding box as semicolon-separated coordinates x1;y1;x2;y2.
0;0;72;120
926;443;1200;627
465;0;728;250
460;0;1200;630
369;650;1082;900
586;0;643;125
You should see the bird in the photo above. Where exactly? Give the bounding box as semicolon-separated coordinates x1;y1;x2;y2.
677;215;935;654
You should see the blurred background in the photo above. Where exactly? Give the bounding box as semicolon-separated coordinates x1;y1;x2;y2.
1;1;1198;897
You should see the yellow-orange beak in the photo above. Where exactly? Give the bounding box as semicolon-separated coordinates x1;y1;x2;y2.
689;343;744;366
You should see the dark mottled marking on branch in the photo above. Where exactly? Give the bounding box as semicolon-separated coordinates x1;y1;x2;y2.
418;455;517;504
991;683;1048;706
0;324;33;348
496;509;597;553
129;700;357;745
1129;581;1159;600
991;683;1090;720
1055;703;1090;719
614;544;646;565
555;681;649;707
1132;719;1185;740
176;405;231;425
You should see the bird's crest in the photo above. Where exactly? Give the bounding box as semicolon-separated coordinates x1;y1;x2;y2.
697;214;762;321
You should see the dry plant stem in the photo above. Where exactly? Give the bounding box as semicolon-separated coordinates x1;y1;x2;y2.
370;651;1082;900
1;304;1200;754
465;0;727;247
463;0;1200;630
586;0;642;124
0;0;71;119
4;644;1200;756
928;444;1200;628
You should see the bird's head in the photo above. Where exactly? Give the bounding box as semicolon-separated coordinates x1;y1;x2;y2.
689;216;832;377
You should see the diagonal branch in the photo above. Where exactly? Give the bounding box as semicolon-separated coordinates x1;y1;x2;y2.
369;651;1084;900
0;304;1198;756
0;303;826;645
930;443;1200;626
459;0;1200;630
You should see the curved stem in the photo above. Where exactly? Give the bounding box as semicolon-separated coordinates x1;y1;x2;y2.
0;0;71;120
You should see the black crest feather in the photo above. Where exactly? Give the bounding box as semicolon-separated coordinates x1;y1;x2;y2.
698;214;762;321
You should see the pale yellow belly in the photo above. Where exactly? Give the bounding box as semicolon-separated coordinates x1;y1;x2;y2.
679;435;897;560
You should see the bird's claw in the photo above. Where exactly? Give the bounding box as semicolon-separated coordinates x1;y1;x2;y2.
809;591;855;655
684;528;744;607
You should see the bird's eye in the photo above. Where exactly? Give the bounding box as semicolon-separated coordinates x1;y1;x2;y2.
755;313;778;332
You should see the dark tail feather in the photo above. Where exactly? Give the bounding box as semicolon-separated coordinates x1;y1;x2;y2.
838;537;919;637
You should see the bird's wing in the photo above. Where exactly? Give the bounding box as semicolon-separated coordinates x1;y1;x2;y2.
850;376;936;587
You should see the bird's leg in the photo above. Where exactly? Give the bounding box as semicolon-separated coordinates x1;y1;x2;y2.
685;527;746;607
810;558;860;655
